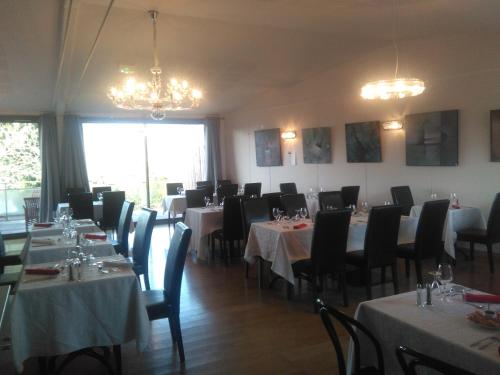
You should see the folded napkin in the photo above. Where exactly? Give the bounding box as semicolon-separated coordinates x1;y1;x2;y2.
83;233;107;240
451;204;461;209
293;223;308;230
101;260;132;269
33;223;53;228
464;293;500;304
31;238;56;246
25;268;60;275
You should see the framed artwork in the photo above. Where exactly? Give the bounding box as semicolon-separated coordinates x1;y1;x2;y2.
254;128;282;167
302;127;332;164
345;121;382;163
405;110;458;166
491;110;500;161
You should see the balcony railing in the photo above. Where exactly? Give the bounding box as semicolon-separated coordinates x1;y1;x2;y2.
0;183;41;220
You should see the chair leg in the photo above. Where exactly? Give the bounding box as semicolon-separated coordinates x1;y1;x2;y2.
365;268;372;300
340;271;348;307
404;258;410;278
144;272;151;291
113;345;122;375
381;266;386;284
168;317;177;343
487;243;495;274
469;241;475;260
171;315;185;363
245;262;249;278
391;264;399;295
415;259;423;285
211;234;215;260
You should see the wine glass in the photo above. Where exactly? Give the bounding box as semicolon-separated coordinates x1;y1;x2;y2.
299;207;307;219
430;192;437;200
361;201;368;214
204;196;210;207
428;269;442;295
272;207;280;222
438;263;453;298
176;186;182;195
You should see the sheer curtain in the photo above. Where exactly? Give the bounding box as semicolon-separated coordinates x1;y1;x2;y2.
205;117;222;183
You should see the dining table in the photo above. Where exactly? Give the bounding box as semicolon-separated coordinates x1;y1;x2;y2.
56;201;103;221
162;194;187;217
29;219;102;237
347;288;500;374
183;206;223;260
10;254;150;372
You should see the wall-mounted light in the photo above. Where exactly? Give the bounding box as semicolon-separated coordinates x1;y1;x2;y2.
382;120;403;130
281;130;296;140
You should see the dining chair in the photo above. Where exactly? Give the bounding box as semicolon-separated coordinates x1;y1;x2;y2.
91;186;111;201
316;299;384;375
391;186;414;216
456;192;500;273
216;179;232;186
112;200;135;257
196;180;215;202
100;191;125;233
292;210;351;308
318;191;344;211
166;182;183;196
396;345;475;375
185;189;206;208
143;222;192;363
63;187;86;203
262;192;283;220
243;182;262;198
211;196;244;263
68;192;94;220
280;193;308;218
397;199;449;284
279;182;297;195
346;205;402;300
216;183;238;203
341;186;360;207
0;232;22;290
23;197;40;231
131;208;157;290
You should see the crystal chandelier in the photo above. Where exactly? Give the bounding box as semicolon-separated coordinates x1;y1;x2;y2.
108;10;203;120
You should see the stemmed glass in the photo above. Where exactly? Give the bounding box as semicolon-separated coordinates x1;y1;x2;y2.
299;207;307;219
361;201;368;214
430;192;437;200
438;263;453;298
429;269;442;295
204;196;210;207
272;207;280;222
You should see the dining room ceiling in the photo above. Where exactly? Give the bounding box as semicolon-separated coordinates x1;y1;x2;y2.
0;0;500;118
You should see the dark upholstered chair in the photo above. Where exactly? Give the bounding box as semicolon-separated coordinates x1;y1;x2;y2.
397;199;449;284
316;299;384;375
112;201;135;257
196;181;214;202
341;186;360;207
143;223;192;363
243;183;262;198
292;210;351;308
216;179;232;186
166;182;183;196
391;186;414;216
0;232;22;289
279;183;297;195
131;208;157;290
23;197;40;231
68;192;94;220
262;192;283;220
280;193;308;218
100;191;125;232
211;196;244;262
457;193;500;273
318;191;344;211
64;187;85;203
216;183;238;203
346;205;402;300
91;186;111;201
396;346;475;375
185;189;205;208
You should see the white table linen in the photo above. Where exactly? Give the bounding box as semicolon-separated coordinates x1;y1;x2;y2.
184;207;223;260
244;215;418;285
410;205;486;258
162;195;187;216
348;290;500;374
30;220;101;238
10;255;150;372
57;201;103;221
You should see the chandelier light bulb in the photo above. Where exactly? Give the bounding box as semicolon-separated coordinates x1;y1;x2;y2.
361;78;425;100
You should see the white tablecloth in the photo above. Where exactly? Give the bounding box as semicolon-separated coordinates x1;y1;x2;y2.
10;255;150;372
410;205;486;258
57;201;103;221
26;234;115;265
30;220;101;238
348;290;500;374
184;207;223;260
244;215;418;285
162;195;187;216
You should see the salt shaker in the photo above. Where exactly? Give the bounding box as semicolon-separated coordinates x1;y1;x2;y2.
426;283;432;305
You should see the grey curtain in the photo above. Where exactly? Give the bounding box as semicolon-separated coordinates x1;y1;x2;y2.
60;115;90;194
39;113;61;222
205;117;222;182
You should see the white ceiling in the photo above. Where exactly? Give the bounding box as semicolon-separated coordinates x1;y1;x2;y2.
0;0;500;118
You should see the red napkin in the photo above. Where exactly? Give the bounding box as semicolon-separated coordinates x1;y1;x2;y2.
451;204;461;209
83;233;107;240
25;268;60;275
293;223;308;230
33;223;53;228
464;293;500;304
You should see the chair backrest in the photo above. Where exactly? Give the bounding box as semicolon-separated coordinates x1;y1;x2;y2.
279;182;297;195
132;208;157;267
316;299;384;375
396;346;475;375
341;186;360;207
101;191;125;229
311;210;351;274
91;186;111;201
68;192;94;220
196;180;213;188
241;198;270;240
391;186;414;215
185;189;206;208
318;191;344;211
0;232;5;274
364;205;402;267
280;193;308;217
244;182;262;198
486;192;500;241
262;192;283;219
163;222;192;314
116;200;134;257
222;196;244;240
216;179;232;186
217;184;239;202
414;199;449;259
166;182;183;196
23;197;40;223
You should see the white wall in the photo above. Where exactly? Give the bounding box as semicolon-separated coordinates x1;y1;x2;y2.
222;32;500;216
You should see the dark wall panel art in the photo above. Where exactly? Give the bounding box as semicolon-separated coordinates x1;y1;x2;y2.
254;128;282;167
302;127;332;164
345;121;382;163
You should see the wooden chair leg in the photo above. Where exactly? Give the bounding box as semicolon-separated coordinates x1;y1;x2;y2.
404;258;410;278
365;268;372;300
487;243;495;273
469;241;475;260
171;315;185;363
391;264;399;295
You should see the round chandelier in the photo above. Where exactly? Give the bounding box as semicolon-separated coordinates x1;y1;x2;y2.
108;10;203;120
361;78;425;100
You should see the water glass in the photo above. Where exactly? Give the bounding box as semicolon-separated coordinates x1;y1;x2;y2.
361;201;368;213
438;263;453;297
204;196;210;207
299;207;307;219
416;284;426;307
430;192;437;200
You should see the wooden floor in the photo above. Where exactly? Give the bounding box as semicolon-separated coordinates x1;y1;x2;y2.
1;224;498;374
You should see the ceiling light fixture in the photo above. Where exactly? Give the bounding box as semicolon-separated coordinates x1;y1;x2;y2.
108;10;203;120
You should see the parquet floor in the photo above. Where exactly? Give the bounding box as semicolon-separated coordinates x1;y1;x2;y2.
1;224;498;374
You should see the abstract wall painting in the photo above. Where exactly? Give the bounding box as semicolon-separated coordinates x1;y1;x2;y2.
254;128;282;167
345;121;382;163
302;127;332;164
405;110;458;166
491;110;500;162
